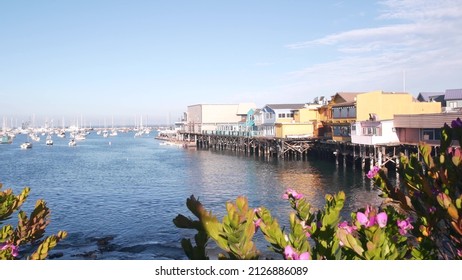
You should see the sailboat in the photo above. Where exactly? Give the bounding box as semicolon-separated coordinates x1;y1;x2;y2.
68;138;77;147
1;117;12;144
46;134;53;146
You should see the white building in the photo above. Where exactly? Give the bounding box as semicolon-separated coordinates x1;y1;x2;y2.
350;118;399;145
186;103;256;134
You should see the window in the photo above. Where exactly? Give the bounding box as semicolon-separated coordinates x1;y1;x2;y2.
333;126;350;136
421;129;441;141
362;127;381;136
333;106;356;118
349;107;357;118
333;108;341;118
278;113;286;118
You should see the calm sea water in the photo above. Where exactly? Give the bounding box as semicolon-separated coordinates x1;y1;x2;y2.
0;131;383;259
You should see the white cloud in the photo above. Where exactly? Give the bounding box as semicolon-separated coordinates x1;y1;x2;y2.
378;0;462;20
282;0;462;97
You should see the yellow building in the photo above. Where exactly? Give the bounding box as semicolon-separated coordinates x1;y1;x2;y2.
356;90;442;121
275;104;320;138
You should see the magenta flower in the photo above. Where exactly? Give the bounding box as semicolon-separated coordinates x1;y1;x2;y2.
282;189;304;200
366;166;380;179
451;118;462;128
357;206;387;228
397;218;414;235
376;212;388;228
357;212;373;227
0;243;19;257
298;252;310;260
338;221;357;234
284;245;296;259
284;245;310;260
254;218;262;233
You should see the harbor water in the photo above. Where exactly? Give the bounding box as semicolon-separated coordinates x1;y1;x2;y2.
0;131;383;259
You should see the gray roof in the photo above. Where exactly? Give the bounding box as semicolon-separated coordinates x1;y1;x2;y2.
417;92;445;102
445;89;462;100
266;104;306;110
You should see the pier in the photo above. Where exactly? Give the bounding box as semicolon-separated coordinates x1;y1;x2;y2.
178;131;426;172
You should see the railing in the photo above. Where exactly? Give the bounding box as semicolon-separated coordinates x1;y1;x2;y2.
201;130;260;137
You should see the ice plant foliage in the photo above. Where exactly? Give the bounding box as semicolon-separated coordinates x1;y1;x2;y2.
176;190;417;259
371;118;462;259
0;183;67;260
0;243;19;257
175;119;462;260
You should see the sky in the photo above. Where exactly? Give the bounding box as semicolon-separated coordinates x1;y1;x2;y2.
1;0;461;125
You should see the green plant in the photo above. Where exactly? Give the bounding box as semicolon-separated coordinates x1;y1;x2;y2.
372;119;462;259
0;183;67;260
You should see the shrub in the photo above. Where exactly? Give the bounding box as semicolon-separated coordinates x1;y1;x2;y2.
0;183;67;260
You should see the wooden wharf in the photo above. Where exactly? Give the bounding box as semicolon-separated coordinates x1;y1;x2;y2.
178;131;430;172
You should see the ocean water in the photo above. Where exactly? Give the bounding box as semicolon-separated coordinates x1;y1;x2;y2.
0;131;383;259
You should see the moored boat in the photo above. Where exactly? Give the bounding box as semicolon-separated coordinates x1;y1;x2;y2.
20;141;32;149
1;134;12;144
46;134;53;146
68;139;77;147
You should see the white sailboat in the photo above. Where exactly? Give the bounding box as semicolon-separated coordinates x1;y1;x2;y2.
68;138;77;147
46;134;53;145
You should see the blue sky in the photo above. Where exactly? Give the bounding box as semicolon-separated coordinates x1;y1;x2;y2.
1;0;461;125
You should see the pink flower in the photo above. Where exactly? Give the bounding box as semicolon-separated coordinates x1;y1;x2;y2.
357;206;387;228
366;166;380;179
298;252;310;260
284;245;310;260
397;218;414;235
376;212;388;228
282;189;304;200
284;245;296;259
338;221;357;234
254;218;262;233
1;243;19;257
